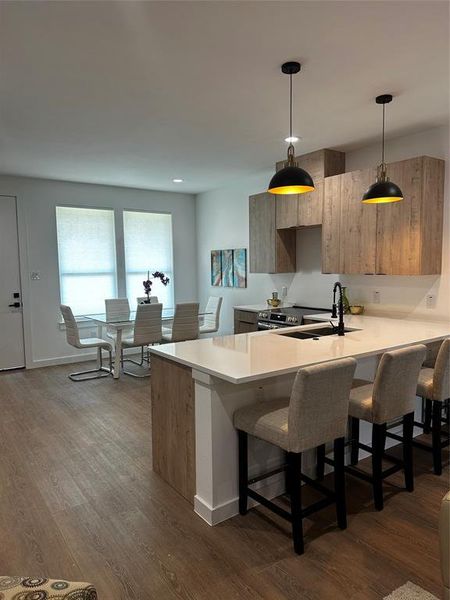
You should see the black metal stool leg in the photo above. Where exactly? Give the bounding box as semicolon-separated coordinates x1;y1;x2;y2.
238;431;248;515
350;417;360;465
334;437;347;530
372;423;386;511
432;401;443;475
403;412;414;492
316;444;325;480
424;399;432;434
287;452;304;555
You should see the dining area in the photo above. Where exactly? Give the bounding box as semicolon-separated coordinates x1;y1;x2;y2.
60;295;223;380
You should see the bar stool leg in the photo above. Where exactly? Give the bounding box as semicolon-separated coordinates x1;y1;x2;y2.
350;417;360;466
238;430;248;515
316;444;325;481
334;437;347;530
432;401;443;476
424;399;432;434
372;423;386;511
403;412;414;492
287;452;304;555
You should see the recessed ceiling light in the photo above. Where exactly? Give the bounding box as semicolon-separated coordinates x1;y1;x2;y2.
284;136;300;143
173;178;183;183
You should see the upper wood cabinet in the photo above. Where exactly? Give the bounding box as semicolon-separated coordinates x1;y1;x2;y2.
249;192;296;273
376;157;444;275
322;156;445;275
276;149;345;229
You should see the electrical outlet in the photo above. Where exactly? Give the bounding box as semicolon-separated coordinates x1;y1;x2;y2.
373;290;381;304
30;271;41;280
426;294;435;309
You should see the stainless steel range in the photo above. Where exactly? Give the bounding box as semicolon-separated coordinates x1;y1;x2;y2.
257;305;330;330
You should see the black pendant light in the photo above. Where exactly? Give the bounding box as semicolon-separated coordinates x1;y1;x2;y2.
362;94;403;204
268;62;314;195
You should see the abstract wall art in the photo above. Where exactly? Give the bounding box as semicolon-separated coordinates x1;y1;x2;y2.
210;248;247;288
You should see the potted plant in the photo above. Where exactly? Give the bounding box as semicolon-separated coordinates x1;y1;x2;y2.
142;270;170;303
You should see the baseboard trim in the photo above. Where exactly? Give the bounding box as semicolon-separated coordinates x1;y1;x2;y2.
194;472;286;526
28;347;143;369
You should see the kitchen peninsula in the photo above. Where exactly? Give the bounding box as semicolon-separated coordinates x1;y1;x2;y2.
150;314;450;526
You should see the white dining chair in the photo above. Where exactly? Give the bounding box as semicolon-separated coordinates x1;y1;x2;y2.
121;303;163;377
162;302;200;343
199;296;223;335
105;298;132;341
137;296;159;305
60;305;113;381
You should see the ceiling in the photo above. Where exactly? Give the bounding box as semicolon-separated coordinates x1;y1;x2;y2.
0;0;448;194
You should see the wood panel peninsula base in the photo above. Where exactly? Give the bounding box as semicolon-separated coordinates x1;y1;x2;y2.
150;314;450;526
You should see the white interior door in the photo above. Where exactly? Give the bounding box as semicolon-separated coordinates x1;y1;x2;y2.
0;195;25;369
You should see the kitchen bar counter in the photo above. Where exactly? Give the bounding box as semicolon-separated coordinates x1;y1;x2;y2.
150;314;450;384
149;314;450;526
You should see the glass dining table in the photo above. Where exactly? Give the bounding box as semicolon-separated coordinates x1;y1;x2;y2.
81;308;209;379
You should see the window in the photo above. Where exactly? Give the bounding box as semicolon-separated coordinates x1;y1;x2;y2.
123;211;174;309
55;206;117;315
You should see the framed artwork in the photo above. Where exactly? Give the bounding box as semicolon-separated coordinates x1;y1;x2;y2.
210;248;247;288
233;248;247;288
221;249;234;287
210;250;222;286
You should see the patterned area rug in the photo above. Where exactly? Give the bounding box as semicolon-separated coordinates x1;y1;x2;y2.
384;581;439;600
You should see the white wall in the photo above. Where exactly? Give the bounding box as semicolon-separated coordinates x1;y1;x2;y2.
196;125;449;334
0;175;197;367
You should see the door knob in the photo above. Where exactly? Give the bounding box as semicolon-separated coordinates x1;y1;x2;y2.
8;302;21;308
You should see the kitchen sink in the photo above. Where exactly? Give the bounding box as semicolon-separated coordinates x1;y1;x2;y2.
282;326;357;340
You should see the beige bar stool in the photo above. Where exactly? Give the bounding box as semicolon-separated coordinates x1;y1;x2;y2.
344;345;426;511
389;338;449;475
234;357;356;555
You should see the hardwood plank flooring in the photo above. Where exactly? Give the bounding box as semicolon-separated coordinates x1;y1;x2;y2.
0;364;448;599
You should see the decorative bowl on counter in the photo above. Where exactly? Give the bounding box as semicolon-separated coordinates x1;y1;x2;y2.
349;305;364;315
267;298;281;308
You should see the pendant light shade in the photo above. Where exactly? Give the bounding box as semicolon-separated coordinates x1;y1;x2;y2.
362;94;403;204
268;62;314;195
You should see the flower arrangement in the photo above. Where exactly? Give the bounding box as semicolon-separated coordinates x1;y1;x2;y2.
143;270;170;302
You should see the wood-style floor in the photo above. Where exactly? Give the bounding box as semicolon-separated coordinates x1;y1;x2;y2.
0;363;448;600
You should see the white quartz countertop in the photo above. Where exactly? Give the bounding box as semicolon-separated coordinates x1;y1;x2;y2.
150;314;450;385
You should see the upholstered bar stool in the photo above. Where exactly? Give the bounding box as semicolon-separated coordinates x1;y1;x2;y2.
345;345;426;511
388;338;449;475
234;357;357;555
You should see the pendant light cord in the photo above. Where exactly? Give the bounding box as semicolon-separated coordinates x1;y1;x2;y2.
381;102;385;167
289;73;293;140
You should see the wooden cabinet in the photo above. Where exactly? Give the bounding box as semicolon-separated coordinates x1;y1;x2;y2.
276;149;345;230
376;156;444;275
276;180;324;229
234;310;258;334
249;192;296;273
322;156;444;275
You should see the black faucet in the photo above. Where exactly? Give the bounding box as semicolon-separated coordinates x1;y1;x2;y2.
331;282;345;336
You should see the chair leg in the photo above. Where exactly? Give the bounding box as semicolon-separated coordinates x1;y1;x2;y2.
334;437;347;530
424;398;432;434
403;412;414;492
316;444;325;481
350;417;360;466
432;401;443;476
238;430;248;515
372;423;386;511
287;452;304;555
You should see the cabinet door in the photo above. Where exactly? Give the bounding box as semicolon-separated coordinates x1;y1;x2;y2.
298;179;324;226
376;158;423;275
276;195;299;228
339;169;377;274
249;193;276;273
322;175;341;273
